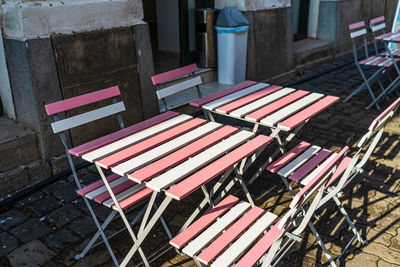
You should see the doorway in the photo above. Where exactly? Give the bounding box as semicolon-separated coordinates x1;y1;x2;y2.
292;0;320;40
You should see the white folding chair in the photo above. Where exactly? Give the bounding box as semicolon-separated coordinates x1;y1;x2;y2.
45;86;172;266
169;145;347;266
267;97;400;266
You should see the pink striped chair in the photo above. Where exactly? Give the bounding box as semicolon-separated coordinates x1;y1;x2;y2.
45;86;173;265
152;63;203;112
169;146;347;266
370;16;400;58
266;97;400;266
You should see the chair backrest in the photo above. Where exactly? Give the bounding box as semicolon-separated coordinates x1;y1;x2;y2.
349;21;369;62
152;63;202;112
369;16;386;55
44;86;125;144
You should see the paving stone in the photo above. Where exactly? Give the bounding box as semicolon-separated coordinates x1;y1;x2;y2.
0;232;19;257
25;195;62;217
42;180;68;194
345;252;379;267
378;259;400;267
68;217;97;238
9;218;51;243
53;183;79;203
14;191;44;208
47;204;82;228
363;242;400;265
45;229;80;252
0;210;29;231
7;240;55;267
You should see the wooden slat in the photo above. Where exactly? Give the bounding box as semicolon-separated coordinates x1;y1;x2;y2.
289;149;332;182
371;23;386;32
128;126;239;184
190;80;257;107
156;76;202;100
112;187;154;211
97;118;206;169
103;183;146;208
349;21;365;30
245;90;309;122
230;88;295;118
69;111;179;157
375;30;400;41
384;32;400;41
111;122;222;176
370;16;385;25
350;29;367;38
165;135;273;201
170;195;240;249
325;156;352;188
51;102;126;133
369;57;388;66
151;63;198;85
267;141;311;173
260;93;324;127
146;130;255;192
277;146;321;178
202;83;269;111
383;57;400;67
197;206;264;265
278;96;339;131
82;114;192;162
93;180;136;204
210;212;277;267
300;153;337;186
359;56;377;65
369;97;400;130
377;58;393;66
215;85;282;114
85;176;128;200
45;86;120;115
77;173;120;196
182;201;251;257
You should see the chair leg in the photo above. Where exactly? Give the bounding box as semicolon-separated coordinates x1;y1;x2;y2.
307;222;337;267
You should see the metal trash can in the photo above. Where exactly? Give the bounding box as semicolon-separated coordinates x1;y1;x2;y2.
195;8;218;68
215;8;249;85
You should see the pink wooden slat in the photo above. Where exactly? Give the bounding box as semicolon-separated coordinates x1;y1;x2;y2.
128;126;239;183
384;57;400;67
380;50;400;56
290;146;349;209
165;135;273;201
368;97;400;130
97;118;207;169
69;111;179;157
93;180;137;204
266;141;311;173
235;222;284;267
45;86;120;115
151;64;198;85
349;21;365;30
197;206;264;265
112;187;154;211
189;80;258;107
371;57;389;66
325;156;352;189
278;96;340;131
370;16;385;25
77;173;120;196
375;30;400;40
216;85;283;114
289;149;332;182
169;195;239;249
245;90;310;122
359;56;377;65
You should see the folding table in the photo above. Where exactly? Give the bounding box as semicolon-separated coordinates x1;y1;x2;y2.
79;112;273;266
191;81;340;184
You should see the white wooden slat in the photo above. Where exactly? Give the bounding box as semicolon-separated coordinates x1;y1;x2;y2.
371;23;386;32
111;122;223;175
384;32;400;41
278;146;321;178
103;183;146;208
365;57;384;65
300;153;337;186
156;76;202;100
260;93;324;127
51;102;126;134
229;88;295;118
350;29;367;38
210;212;277;267
145;130;255;192
202;83;269;111
377;58;393;66
82;114;193;162
85;176;128;199
182;201;251;257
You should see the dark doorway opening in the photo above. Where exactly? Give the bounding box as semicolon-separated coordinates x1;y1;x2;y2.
292;0;310;41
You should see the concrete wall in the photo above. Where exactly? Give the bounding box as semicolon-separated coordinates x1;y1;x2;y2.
0;27;15;119
215;0;290;10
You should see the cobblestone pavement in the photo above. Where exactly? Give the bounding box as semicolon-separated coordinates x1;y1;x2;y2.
1;57;400;267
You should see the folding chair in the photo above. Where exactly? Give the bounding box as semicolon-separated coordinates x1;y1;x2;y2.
267;97;400;266
344;20;398;110
370;16;400;57
152;63;203;112
44;86;172;266
169;146;348;267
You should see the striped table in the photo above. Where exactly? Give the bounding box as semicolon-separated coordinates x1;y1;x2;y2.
77;111;273;266
190;81;340;184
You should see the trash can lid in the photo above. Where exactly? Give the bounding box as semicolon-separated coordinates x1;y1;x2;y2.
215;8;249;28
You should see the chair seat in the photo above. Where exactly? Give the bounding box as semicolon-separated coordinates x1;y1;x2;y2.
380;48;400;57
267;141;352;187
77;173;153;210
359;55;400;67
170;195;281;267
